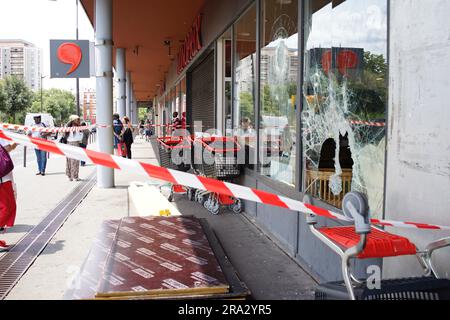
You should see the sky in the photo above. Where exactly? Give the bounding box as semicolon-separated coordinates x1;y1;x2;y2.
0;0;95;92
306;0;388;55
263;0;387;55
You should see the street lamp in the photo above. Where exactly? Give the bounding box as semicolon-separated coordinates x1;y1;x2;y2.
40;75;48;113
49;0;80;117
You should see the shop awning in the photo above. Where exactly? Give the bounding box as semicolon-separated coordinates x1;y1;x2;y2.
80;0;205;101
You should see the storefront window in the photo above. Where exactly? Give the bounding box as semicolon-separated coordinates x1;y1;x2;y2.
302;0;388;217
233;4;257;144
176;83;181;114
181;77;186;114
171;87;176;115
259;0;299;187
216;28;233;136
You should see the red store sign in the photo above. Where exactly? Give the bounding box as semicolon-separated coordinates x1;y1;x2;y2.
178;14;202;74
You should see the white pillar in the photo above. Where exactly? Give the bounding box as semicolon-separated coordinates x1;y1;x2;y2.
132;89;138;125
126;72;131;118
129;86;133;123
95;0;114;188
116;48;126;118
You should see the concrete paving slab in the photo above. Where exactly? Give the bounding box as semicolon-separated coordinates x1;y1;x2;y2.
1;150;96;259
4;136;316;300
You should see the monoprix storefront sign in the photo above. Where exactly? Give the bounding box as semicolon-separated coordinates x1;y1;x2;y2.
177;15;202;74
50;40;91;78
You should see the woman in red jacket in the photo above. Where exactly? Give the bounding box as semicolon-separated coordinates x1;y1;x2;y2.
0;138;18;251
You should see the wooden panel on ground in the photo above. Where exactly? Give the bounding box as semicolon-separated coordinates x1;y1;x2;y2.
65;216;250;300
63;220;120;300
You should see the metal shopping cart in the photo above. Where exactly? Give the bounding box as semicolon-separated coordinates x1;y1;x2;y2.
157;136;192;202
306;192;450;300
188;136;243;215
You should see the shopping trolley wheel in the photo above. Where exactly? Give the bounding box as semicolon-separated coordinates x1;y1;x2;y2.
230;200;243;214
209;200;220;215
187;188;195;201
167;189;174;202
203;198;211;210
197;194;205;205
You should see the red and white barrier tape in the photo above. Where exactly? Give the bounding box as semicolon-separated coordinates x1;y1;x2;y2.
2;120;386;134
0;128;448;232
350;120;386;127
1;123;95;134
0;123;191;134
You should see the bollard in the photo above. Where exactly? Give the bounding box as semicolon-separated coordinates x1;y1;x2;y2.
23;146;27;168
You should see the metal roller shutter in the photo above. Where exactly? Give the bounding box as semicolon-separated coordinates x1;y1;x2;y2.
190;52;215;131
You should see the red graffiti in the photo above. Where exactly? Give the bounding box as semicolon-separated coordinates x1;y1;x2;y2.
57;43;82;75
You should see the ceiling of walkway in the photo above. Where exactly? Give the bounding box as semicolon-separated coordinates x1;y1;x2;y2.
80;0;205;102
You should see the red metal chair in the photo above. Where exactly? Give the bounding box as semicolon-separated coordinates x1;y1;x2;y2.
306;192;450;300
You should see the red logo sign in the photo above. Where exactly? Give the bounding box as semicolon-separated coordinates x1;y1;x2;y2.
321;49;360;77
57;43;83;75
336;50;358;77
178;15;202;74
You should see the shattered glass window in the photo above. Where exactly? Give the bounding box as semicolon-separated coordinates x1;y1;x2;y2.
302;0;388;218
259;0;298;187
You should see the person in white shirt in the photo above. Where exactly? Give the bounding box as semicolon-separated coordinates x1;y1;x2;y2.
0;138;18;249
64;115;83;182
27;115;51;176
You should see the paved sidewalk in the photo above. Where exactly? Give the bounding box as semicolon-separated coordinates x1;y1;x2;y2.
4;137;316;300
1;148;96;260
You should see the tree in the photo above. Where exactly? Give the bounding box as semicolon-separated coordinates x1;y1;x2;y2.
1;76;33;123
347;51;388;119
30;89;76;124
364;51;387;77
0;80;6;121
238;91;254;123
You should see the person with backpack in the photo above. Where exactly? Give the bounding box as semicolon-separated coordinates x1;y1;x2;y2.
113;113;124;155
79;122;91;167
0;138;18;251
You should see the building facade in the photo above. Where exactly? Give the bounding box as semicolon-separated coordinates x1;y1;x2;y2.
154;0;450;282
82;89;96;124
0;40;42;91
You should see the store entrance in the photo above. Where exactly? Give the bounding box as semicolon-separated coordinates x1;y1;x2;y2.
216;28;233;136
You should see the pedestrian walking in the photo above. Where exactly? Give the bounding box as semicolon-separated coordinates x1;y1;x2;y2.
28;115;51;176
171;112;182;136
139;120;145;140
145;119;152;142
65;115;83;182
113;113;124;155
0;138;18;251
121;116;134;159
79;122;91;167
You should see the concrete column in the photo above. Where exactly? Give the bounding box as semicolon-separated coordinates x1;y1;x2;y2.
116;48;126;118
126;72;131;118
95;0;114;188
132;89;138;125
129;86;133;123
